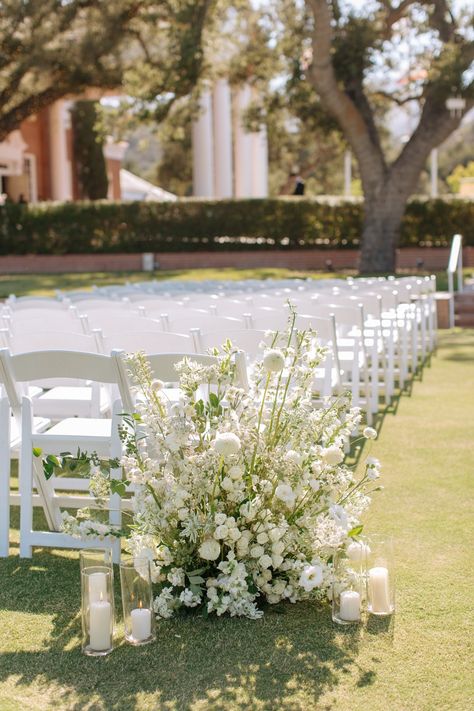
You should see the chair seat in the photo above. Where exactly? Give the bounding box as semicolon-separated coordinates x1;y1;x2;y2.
10;415;50;449
32;386;109;418
45;417;112;439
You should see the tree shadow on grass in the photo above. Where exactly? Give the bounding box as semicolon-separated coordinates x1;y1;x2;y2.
0;550;375;711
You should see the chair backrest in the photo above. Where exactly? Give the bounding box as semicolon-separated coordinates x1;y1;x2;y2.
163;314;246;333
104;331;194;354
6;312;87;335
6;331;102;355
83;313;163;334
116;351;249;393
0;348;133;415
195;329;270;358
6;297;68;310
245;307;290;332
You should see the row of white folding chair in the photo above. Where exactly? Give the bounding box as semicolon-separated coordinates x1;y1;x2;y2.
1;348;248;559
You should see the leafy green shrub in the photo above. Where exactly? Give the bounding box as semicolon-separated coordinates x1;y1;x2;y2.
0;198;472;255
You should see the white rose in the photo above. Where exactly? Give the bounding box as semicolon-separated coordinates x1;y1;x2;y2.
272;541;285;555
198;538;221;561
250;545;265;558
214;513;227;525
272;554;284;568
214;432;241;457
228;527;241;542
299;565;323;592
214;524;229;540
258;554;273;569
257;532;269;545
322;445;344;466
275;483;296;507
285;450;303;466
363;426;377;440
263;349;285;373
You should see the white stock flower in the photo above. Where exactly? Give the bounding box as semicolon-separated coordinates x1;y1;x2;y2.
363;426;377;440
198;538;221;561
299;565;323;592
214;432;241;457
263;349;285;373
275;484;296;507
322;445;344;466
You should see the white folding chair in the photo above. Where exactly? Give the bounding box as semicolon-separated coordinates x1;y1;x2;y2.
0;349;133;560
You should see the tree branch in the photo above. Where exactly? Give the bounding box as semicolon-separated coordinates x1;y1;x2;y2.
306;0;387;193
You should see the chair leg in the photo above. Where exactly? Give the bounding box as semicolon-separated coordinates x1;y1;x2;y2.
19;436;33;558
0;399;10;557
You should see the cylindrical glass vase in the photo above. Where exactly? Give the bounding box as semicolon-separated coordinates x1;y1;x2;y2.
81;566;114;656
80;548;113;574
332;550;364;625
365;535;395;616
120;558;156;646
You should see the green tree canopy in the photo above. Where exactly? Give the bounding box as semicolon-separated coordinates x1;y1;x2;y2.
0;0;213;141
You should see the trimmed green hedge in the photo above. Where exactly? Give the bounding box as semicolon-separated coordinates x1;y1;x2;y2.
0;198;472;255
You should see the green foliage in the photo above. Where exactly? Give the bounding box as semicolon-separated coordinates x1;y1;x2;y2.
71;102;108;201
446;161;474;194
0;198;472;255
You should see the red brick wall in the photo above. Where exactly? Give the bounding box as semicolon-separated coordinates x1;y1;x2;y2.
20;110;52;200
106;158;121;200
0;247;471;274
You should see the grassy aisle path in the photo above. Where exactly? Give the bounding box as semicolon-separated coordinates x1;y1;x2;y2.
0;331;473;711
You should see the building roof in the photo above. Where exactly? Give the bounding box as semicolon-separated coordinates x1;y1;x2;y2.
120;169;177;202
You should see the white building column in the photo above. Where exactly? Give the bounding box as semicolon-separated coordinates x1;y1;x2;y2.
213;79;233;198
344;150;352;197
192;90;215;197
251;126;268;198
430;148;438;198
49;100;73;201
234;85;254;198
250;87;268;197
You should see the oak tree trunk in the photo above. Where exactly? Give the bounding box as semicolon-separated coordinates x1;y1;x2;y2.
359;189;408;273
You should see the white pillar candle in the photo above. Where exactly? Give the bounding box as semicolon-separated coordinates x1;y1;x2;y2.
89;599;112;651
368;566;391;614
131;606;152;642
88;572;107;603
339;590;361;621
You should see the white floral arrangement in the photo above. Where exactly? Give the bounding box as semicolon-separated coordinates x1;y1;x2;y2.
63;311;381;619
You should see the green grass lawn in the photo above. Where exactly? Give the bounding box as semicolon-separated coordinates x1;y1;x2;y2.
1;267;472;298
0;331;473;710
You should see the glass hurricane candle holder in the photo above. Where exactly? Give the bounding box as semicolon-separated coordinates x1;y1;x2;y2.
80;548;113;574
365;535;395;616
81;566;114;656
332;550;364;625
120;558;156;646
